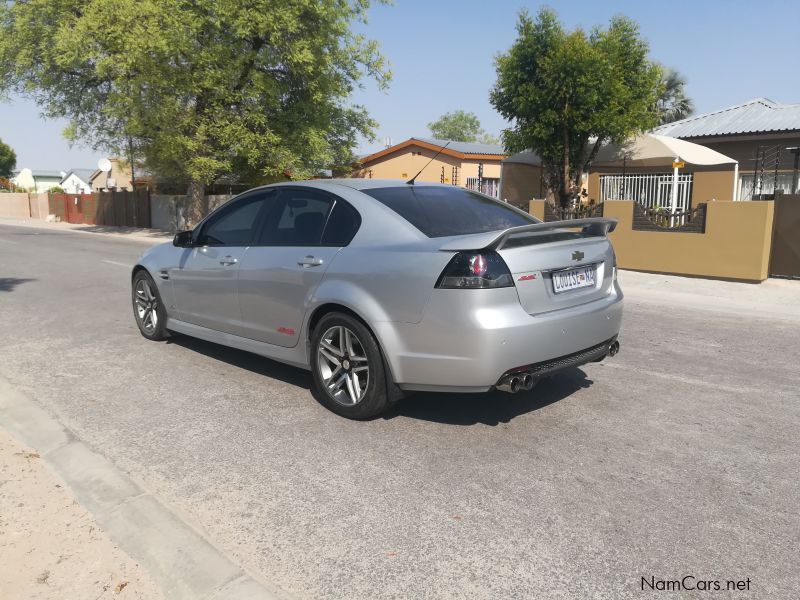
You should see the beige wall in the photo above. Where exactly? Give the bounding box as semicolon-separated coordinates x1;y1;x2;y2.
606;200;774;281
0;193;49;219
29;193;49;219
527;199;774;281
0;193;33;218
354;145;502;185
693;170;736;203
528;199;545;221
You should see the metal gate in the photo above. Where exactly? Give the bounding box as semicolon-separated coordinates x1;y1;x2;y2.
600;173;693;211
769;194;800;279
49;193;96;224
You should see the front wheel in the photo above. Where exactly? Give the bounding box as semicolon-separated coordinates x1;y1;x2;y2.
310;313;389;420
132;270;168;341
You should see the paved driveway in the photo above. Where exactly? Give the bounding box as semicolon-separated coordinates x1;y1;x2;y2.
0;223;797;598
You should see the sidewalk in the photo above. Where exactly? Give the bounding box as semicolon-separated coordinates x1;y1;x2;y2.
618;268;800;322
0;217;173;245
0;429;164;600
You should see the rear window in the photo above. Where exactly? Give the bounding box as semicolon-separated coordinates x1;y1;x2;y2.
362;186;536;238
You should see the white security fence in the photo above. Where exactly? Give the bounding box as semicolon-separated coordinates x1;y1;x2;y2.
737;172;798;200
466;177;500;198
599;173;693;212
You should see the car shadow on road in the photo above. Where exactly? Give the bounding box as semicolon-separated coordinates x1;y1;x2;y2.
165;333;311;390
0;277;36;292
384;368;594;426
164;332;593;425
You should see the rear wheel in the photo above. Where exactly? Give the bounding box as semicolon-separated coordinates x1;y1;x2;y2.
310;313;389;419
132;270;167;341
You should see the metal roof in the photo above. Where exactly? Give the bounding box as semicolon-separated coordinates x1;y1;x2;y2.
60;168;95;184
653;98;800;139
413;137;505;155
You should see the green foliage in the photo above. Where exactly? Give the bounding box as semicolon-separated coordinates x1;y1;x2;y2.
477;131;501;145
49;186;65;193
0;0;389;218
0;137;16;178
657;66;694;124
490;9;662;206
428;110;482;142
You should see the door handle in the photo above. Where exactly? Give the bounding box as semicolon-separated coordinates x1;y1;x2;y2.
219;256;238;266
298;256;323;267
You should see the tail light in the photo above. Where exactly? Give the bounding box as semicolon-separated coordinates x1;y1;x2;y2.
436;251;514;289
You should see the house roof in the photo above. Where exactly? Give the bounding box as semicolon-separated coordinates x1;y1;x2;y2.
30;170;64;179
414;137;505;155
358;137;506;165
502;150;542;166
653;98;800;139
60;169;95;185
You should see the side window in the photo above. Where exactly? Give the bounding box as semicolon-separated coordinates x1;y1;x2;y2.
257;189;334;246
196;192;271;246
321;200;361;246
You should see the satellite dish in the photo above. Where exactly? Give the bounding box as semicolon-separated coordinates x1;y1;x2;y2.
98;158;112;173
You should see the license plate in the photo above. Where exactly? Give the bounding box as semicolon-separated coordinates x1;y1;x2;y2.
552;266;595;294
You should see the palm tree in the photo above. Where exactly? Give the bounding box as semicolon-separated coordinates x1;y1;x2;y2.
658;67;694;125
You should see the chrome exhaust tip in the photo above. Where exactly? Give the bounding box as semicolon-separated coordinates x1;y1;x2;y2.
497;375;522;394
521;373;534;391
609;340;620;357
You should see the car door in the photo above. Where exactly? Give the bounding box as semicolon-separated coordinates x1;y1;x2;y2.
170;191;271;333
237;187;361;347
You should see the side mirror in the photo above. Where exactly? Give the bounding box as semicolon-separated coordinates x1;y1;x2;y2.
173;230;194;247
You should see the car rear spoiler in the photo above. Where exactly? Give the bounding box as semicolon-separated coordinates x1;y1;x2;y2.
439;218;618;251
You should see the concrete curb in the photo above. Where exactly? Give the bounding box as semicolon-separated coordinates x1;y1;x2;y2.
0;377;284;600
0;217;172;245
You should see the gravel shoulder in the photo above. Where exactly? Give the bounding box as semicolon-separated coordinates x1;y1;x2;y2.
0;429;164;600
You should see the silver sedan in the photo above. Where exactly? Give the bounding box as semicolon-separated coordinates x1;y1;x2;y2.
132;180;623;419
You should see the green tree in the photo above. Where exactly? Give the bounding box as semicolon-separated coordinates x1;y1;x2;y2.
0;138;16;179
428;110;482;142
657;67;694;124
490;9;662;207
0;0;389;223
477;131;501;145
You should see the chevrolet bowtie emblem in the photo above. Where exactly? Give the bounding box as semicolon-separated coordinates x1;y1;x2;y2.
571;250;585;261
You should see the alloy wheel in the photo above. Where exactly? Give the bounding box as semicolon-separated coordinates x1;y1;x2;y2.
317;325;370;406
134;279;159;333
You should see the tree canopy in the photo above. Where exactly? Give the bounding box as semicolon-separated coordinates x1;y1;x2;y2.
657;67;694;124
428;110;499;145
0;0;389;221
490;9;662;206
0;138;15;179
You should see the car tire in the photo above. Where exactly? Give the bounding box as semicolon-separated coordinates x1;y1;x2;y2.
310;313;389;420
132;270;168;341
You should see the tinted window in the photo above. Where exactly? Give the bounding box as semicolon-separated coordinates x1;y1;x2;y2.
321;201;361;246
362;186;535;238
257;189;334;245
196;194;268;246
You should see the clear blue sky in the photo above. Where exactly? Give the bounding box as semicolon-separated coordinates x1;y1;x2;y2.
1;0;798;170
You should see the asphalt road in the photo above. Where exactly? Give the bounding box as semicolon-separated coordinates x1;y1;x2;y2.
1;223;798;599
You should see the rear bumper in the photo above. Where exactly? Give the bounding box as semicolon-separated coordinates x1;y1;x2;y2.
375;282;623;392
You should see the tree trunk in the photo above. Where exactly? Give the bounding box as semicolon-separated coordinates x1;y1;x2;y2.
186;179;208;227
560;126;572;208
